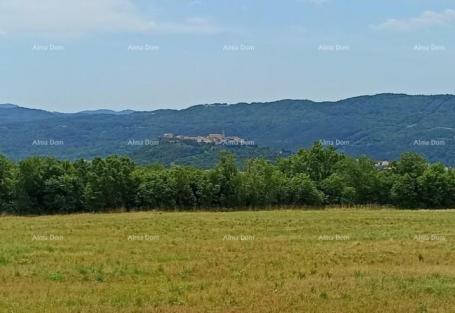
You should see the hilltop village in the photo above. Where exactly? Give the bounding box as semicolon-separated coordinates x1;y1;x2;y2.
161;133;256;146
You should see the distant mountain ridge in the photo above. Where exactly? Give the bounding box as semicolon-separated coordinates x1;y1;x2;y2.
0;103;19;109
1;93;454;165
0;104;55;123
76;109;135;115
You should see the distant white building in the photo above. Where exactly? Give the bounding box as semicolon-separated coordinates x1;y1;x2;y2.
375;161;391;169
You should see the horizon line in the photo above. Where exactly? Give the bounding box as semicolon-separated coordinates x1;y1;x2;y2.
2;92;455;114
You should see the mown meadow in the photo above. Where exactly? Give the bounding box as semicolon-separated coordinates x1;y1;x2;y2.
1;209;454;313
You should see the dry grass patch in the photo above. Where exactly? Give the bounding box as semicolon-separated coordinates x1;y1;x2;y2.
1;209;455;312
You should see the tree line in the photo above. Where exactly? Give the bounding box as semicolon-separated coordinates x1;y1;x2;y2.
1;142;454;215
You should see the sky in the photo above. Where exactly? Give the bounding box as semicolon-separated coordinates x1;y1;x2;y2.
0;0;454;112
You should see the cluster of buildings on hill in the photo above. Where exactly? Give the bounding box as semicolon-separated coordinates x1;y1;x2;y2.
162;133;256;146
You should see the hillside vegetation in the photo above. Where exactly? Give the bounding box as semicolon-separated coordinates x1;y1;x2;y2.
1;93;454;165
130;141;288;168
1;209;455;313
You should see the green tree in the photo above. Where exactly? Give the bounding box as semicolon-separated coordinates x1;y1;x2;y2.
241;158;287;207
391;174;420;208
332;156;382;204
16;157;83;214
448;169;455;207
392;152;427;178
0;155;15;213
85;156;137;211
286;173;324;206
210;152;242;208
417;163;451;208
135;167;177;209
320;174;356;205
279;142;344;182
170;166;198;209
390;153;429;208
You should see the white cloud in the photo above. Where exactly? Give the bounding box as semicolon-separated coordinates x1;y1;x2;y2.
372;9;455;32
0;0;222;36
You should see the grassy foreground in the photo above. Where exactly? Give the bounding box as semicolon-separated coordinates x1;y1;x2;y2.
1;209;455;313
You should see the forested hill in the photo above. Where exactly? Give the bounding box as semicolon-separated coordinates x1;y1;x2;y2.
0;93;454;165
130;141;289;168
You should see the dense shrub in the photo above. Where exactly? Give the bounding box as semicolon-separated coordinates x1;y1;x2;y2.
1;143;454;215
0;155;15;213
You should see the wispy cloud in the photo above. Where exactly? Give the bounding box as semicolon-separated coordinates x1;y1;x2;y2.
0;0;222;36
372;9;455;32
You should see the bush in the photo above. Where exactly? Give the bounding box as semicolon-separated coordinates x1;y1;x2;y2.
1;144;454;215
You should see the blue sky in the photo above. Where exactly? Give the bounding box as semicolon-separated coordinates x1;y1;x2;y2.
0;0;454;112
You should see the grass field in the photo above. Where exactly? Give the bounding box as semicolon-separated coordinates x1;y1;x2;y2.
1;209;455;313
